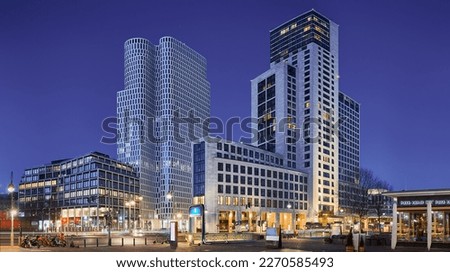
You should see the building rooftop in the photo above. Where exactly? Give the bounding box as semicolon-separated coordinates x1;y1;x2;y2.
384;188;450;197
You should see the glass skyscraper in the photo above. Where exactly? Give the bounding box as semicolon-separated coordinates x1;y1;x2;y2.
338;91;361;212
117;37;210;229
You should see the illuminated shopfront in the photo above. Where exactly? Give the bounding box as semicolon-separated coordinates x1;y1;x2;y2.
385;189;450;250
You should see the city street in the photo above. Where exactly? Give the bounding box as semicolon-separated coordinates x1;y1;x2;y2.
2;234;449;252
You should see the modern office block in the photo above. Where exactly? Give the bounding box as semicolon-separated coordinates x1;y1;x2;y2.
18;152;140;232
193;139;308;233
338;91;361;212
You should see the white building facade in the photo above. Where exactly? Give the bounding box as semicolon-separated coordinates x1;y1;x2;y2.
117;37;210;229
193;139;309;233
251;10;340;221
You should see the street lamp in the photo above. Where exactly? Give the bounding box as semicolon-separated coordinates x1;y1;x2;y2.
134;196;143;230
166;191;174;221
125;200;135;231
287;203;295;234
8;175;15;246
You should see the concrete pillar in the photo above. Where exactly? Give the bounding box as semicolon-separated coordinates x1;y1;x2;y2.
228;211;233;233
236;207;241;223
275;212;280;228
291;210;295;233
391;198;397;250
427;201;432;251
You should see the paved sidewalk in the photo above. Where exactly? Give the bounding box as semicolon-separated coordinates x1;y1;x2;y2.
0;246;21;252
1;237;449;252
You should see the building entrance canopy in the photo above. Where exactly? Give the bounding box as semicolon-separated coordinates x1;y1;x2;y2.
385;189;450;251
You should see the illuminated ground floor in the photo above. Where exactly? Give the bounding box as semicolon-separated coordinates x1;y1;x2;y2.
385;189;450;250
19;205;142;232
203;208;307;234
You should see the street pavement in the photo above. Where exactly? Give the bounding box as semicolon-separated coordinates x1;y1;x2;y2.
1;237;449;252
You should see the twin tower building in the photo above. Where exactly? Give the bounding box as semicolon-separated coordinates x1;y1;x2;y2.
117;10;360;232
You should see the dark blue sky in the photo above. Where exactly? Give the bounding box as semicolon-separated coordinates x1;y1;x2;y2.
1;0;449;191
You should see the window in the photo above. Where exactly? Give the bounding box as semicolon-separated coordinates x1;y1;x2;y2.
233;175;238;183
247;177;253;185
226;174;231;183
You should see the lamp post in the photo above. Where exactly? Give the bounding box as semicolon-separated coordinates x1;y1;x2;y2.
125;200;135;231
134;196;143;231
339;208;345;234
166;191;175;228
287;203;295;234
8;174;15;247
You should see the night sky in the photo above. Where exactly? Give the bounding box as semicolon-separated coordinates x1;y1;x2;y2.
1;0;450;191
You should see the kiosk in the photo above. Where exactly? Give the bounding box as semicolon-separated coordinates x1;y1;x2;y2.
188;204;207;245
169;221;178;249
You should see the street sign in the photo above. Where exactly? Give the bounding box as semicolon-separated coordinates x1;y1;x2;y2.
189;206;202;217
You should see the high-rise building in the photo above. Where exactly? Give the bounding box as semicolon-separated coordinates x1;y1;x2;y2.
338;91;361;212
117;37;210;229
252;10;340;221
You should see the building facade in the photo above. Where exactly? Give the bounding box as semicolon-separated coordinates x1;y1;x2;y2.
338;91;361;212
252;10;340;220
18;152;140;232
193;139;309;233
117;37;210;229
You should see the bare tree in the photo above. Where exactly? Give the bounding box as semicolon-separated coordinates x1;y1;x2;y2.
368;180;393;234
350;168;371;227
348;168;393;233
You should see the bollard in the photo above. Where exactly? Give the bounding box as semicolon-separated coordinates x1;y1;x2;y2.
122;237;124;246
145;237;147;245
133;238;135;246
96;238;99;247
84;239;86;248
